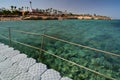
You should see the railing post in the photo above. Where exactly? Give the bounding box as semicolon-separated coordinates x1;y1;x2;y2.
39;31;45;60
8;27;12;46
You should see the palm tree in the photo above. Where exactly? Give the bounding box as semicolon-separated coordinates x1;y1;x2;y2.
65;10;67;14
39;9;42;13
27;7;29;11
94;14;96;16
29;1;32;12
50;9;52;15
25;7;27;11
21;6;24;11
18;8;21;11
14;6;17;10
42;10;45;14
10;6;14;11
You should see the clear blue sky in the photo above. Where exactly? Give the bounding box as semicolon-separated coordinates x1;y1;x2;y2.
0;0;120;19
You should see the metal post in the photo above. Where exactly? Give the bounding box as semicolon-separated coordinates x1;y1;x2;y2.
8;27;12;46
39;31;45;60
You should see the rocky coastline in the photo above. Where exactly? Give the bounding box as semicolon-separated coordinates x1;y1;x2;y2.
0;15;111;21
0;17;22;21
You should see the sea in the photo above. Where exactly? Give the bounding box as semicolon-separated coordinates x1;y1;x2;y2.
0;20;120;80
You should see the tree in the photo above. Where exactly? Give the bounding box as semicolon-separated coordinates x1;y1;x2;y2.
11;6;14;11
25;7;27;11
64;10;67;14
18;8;21;11
14;6;17;10
27;7;29;11
2;10;11;15
94;14;96;16
36;8;39;12
29;1;32;12
21;6;24;11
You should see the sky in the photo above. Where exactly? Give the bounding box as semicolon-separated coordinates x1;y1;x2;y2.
0;0;120;19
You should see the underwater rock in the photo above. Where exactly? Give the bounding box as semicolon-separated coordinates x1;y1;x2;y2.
91;59;96;65
78;50;86;57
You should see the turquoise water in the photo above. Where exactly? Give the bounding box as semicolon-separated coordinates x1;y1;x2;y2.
0;20;120;53
0;20;120;80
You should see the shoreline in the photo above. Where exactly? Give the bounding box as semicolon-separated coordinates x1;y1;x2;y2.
0;17;22;21
0;16;111;21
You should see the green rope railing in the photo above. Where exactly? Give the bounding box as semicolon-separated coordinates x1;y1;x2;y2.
10;28;120;57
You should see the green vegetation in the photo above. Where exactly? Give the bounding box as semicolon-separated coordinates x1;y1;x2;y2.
0;6;70;17
0;5;111;20
0;10;22;16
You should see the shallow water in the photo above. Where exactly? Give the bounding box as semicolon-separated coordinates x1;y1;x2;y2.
0;20;120;53
0;20;120;80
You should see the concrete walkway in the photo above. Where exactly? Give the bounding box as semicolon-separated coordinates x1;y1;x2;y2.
0;43;72;80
